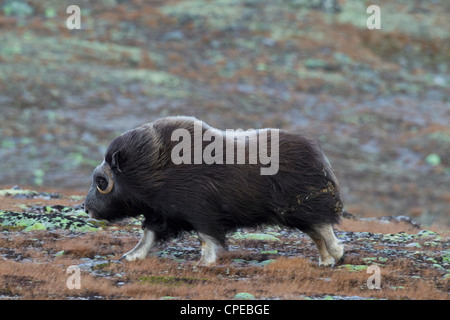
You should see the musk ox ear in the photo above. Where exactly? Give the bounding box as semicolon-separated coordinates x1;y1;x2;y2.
110;151;122;174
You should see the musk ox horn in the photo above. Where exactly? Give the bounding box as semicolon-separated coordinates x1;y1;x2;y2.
97;163;114;194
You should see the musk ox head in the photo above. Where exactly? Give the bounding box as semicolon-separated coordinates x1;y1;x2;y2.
83;123;166;222
84;157;121;221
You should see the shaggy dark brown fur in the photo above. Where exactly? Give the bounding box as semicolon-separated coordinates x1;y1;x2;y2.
84;116;344;264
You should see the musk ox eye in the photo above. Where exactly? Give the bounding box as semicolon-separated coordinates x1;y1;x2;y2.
96;163;115;194
96;176;108;192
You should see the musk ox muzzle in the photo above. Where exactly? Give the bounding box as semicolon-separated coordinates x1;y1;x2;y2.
84;116;345;266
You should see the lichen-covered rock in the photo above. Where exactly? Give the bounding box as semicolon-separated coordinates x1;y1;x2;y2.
233;292;255;300
0;210;98;232
232;232;281;242
338;264;369;272
416;230;439;239
0;187;61;199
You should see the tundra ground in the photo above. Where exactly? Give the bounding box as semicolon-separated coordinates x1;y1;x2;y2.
0;188;448;300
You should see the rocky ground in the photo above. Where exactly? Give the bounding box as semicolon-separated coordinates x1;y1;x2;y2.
0;187;448;300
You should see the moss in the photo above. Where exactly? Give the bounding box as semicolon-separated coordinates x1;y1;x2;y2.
305;59;328;69
260;250;278;254
339;264;369;272
3;1;33;18
0;209;98;232
425;154;441;166
139;275;208;286
432;264;445;271
443;253;450;264
428;131;450;144
69;195;85;202
423;241;439;247
70;224;98;233
54;250;65;257
0;188;37;197
363;257;387;265
382;233;415;243
362;257;377;264
233;292;255;300
92;262;111;270
416;230;438;238
23;222;47;232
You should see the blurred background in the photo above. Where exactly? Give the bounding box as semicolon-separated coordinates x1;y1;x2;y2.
0;0;448;226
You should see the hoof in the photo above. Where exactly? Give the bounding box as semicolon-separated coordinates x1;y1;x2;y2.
318;258;336;267
336;252;346;265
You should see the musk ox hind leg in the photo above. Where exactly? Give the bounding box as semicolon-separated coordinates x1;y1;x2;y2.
197;232;225;266
306;224;344;266
120;229;156;262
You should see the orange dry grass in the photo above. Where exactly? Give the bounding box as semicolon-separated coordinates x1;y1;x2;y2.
263;258;367;297
0;184;447;300
1;228;448;300
0;258;119;299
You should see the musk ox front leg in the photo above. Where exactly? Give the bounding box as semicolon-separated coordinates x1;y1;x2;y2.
120;229;156;261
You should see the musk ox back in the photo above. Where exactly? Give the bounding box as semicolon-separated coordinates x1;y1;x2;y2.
84;116;344;266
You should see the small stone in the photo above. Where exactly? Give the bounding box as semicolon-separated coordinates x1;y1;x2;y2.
417;230;437;238
234;292;255;300
54;250;65;257
162;30;184;41
425;153;441;166
405;242;421;248
432;264;445;270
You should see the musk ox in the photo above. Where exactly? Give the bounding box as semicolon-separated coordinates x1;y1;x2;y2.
84;116;344;266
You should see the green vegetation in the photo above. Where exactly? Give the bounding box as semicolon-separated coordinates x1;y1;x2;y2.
0;210;98;232
139;275;209;286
